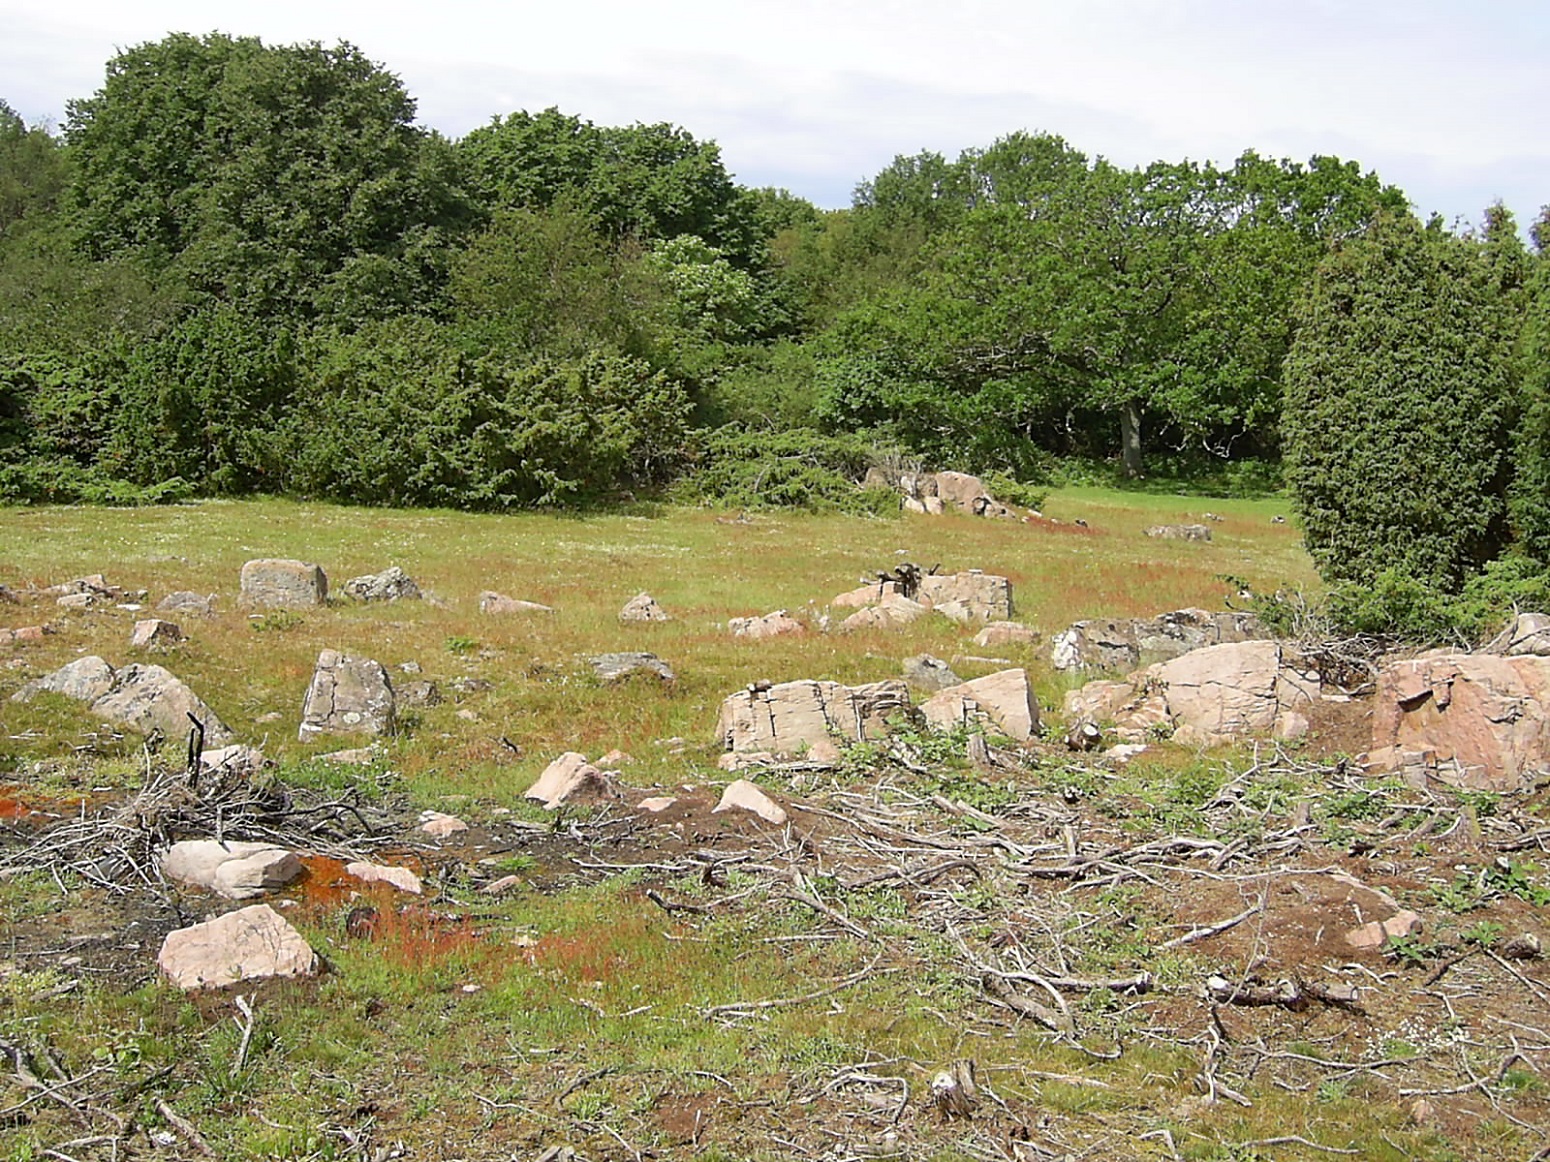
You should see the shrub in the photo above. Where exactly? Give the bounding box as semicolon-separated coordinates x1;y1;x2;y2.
1283;213;1517;591
670;426;899;514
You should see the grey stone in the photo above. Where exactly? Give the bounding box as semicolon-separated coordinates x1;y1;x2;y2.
1145;524;1212;542
299;650;395;742
18;655;117;703
130;619;183;648
342;566;421;602
619;592;670;622
157;591;216;616
16;658;235;746
903;654;962;692
397;679;441;708
916;571;1013;622
241;559;327;608
479;591;553;615
729;610;805;639
589;652;676;683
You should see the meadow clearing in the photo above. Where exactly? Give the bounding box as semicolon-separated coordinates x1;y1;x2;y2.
0;491;1546;1162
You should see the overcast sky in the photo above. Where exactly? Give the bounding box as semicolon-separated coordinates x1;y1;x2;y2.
4;0;1545;229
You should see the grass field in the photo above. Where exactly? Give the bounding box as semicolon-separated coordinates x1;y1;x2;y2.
2;492;1546;1162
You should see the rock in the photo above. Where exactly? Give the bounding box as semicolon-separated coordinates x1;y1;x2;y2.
400;661;422;674
158;904;318;989
1409;1098;1436;1126
16;658;236;746
1367;653;1550;791
637;796;677;813
130;619;183;648
42;574;118;599
589;652;676;683
345;861;423;894
598;748;632;766
448;676;493;696
1052;609;1268;673
299;650;395;743
1060;641;1314;747
1343;910;1423;951
56;593;98;609
714;779;788;825
199;744;266;781
974;621;1038;649
479;591;553;615
1151;641;1316;747
17;656;116;703
240;559;327;608
1485;612;1550;657
526;752;620;809
159;840;303;900
1145;524;1212;542
730;610;806;639
916;571;1013;622
902;497;928;515
920;669;1040;742
1502;932;1543;960
1066;720;1103;751
903;654;962;692
933;471;992;514
716;678;913;763
1104;743;1148;763
157;591;216;616
319;747;377;764
719;751;774;771
419;811;469;838
839;594;930;632
397;679;441;708
831;581;901;608
482;875;523;895
619;592;670;622
0;625;47;646
342;566;421;602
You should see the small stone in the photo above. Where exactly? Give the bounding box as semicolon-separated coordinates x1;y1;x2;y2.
56;593;96;609
1502;932;1542;960
481;875;523;895
479;592;553;615
157;591;216;616
419;811;469;838
598;748;632;766
729;610;805;639
526;752;619;809
973;621;1038;649
1408;1098;1436;1125
397;680;441;708
456;708;480;721
130;619;183;648
345;861;422;894
903;654;962;692
589;652;676;683
399;661;422;674
713;779;787;825
637;796;677;813
160;840;303;900
619;592;670;622
1344;910;1423;951
0;626;47;646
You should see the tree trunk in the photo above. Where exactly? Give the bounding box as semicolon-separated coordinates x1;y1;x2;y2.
1120;401;1143;478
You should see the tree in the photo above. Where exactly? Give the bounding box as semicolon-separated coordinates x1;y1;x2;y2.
0;101;68;237
459;110;757;260
66;33;471;320
1283;212;1518;589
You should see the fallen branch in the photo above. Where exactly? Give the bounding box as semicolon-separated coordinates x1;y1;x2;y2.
703;954;889;1019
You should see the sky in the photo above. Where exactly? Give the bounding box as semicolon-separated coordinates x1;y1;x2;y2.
3;0;1547;229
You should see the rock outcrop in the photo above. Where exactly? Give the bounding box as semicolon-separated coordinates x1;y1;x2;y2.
241;559;328;607
158;904;318;989
299;650;395;742
14;657;234;745
920;669;1039;742
1052;608;1269;673
1367;653;1550;791
916;571;1014;622
1062;640;1316;747
839;594;931;631
716;679;913;764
